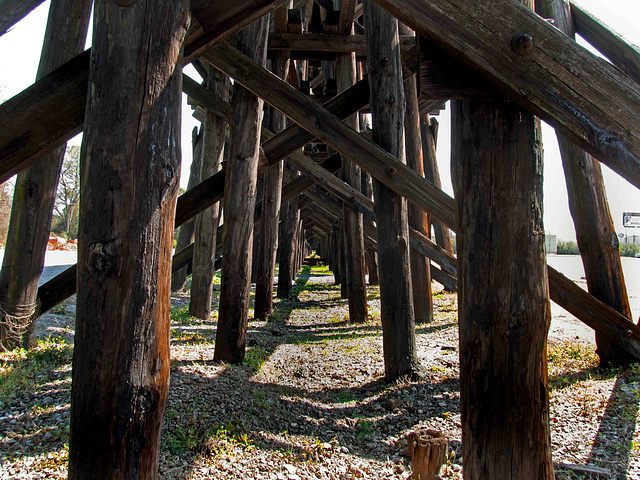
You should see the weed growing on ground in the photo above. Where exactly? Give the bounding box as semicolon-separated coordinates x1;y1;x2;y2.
0;337;72;402
244;345;270;374
171;306;199;325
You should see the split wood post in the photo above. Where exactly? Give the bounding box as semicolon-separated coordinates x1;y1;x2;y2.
538;0;636;367
171;127;203;292
451;73;555;480
401;23;432;324
0;0;92;351
189;67;229;319
68;0;189;477
214;17;269;364
363;0;418;380
408;429;448;480
255;3;292;321
421;116;454;256
277;196;301;298
336;4;368;323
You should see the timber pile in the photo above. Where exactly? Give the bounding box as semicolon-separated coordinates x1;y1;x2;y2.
1;271;639;479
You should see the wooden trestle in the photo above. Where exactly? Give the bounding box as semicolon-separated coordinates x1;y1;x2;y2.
1;0;639;478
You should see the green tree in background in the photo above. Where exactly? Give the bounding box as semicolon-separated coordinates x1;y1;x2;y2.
51;145;80;239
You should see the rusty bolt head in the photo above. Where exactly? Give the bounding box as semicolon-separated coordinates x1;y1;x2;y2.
511;33;534;56
387;167;397;177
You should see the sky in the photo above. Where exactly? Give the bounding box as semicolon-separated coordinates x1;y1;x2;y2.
0;0;639;242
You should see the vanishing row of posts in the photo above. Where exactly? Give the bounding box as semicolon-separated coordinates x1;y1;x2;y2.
0;0;636;478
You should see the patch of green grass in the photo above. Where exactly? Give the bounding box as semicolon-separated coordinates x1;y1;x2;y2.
548;341;598;368
163;424;200;454
243;345;270;374
0;338;72;402
170;306;199;325
334;390;356;403
355;418;374;441
50;303;67;315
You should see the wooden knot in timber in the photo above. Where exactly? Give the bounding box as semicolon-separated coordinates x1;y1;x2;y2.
408;429;448;480
387;167;397;176
511;33;534;56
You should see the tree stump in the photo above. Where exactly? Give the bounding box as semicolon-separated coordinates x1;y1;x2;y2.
408;429;448;480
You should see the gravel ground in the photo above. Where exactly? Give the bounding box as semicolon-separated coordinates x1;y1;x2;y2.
1;267;639;479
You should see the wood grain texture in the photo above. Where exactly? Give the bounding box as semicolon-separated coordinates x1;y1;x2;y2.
452;96;554;479
69;0;189;477
372;0;640;189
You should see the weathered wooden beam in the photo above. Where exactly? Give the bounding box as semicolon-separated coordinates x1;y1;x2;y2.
185;0;289;62
203;42;457;229
549;267;640;359
337;0;356;34
0;50;89;184
372;0;640;189
0;0;45;36
570;2;640;85
267;33;415;55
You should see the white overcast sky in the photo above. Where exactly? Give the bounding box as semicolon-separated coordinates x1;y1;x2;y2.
0;0;639;241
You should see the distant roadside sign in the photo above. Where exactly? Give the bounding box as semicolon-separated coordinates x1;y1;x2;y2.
623;212;640;228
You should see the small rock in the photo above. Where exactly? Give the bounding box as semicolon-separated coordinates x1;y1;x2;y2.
340;446;349;454
283;464;297;475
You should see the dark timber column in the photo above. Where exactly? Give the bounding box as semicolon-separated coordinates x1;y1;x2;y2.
0;0;91;350
361;167;379;285
337;47;368;323
538;0;635;367
171;127;203;292
189;68;229;319
255;3;291;321
214;18;269;364
401;23;432;324
278;198;300;298
452;96;554;478
421;116;454;256
69;1;189;478
363;0;417;380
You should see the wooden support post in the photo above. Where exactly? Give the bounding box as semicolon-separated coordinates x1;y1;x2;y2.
171;127;203;292
401;23;432;324
278;198;301;297
0;0;91;351
214;17;269;364
69;0;188;477
255;3;291;321
363;0;418;380
336;7;368;323
361;168;379;285
189;68;229;319
421;116;454;256
452;89;554;480
538;0;636;368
